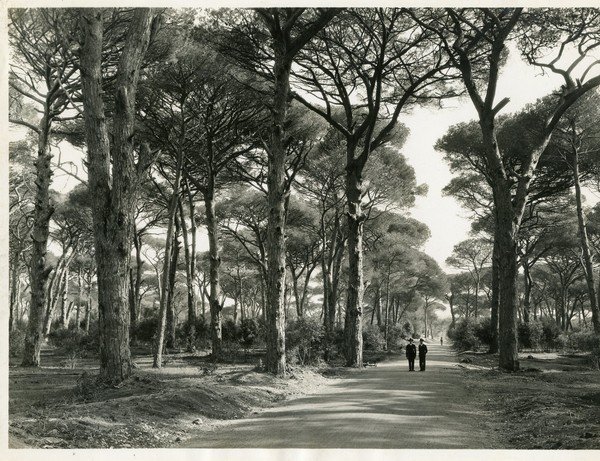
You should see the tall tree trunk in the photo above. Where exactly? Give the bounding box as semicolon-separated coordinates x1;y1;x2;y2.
22;111;53;366
80;9;156;383
264;43;290;376
165;215;180;350
572;147;600;333
129;229;143;337
205;185;223;360
60;268;70;328
10;259;20;332
522;257;532;324
495;187;520;371
344;157;365;368
178;191;197;351
489;233;500;353
153;151;183;367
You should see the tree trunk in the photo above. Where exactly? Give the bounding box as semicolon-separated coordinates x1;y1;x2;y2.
129;229;143;337
10;258;20;332
264;43;290;376
344;157;364;368
22;110;54;367
60;268;70;328
495;188;520;371
205;187;223;360
178;191;197;351
80;9;156;383
165;215;180;350
153;151;183;367
522;257;532;324
573;147;600;333
489;233;500;353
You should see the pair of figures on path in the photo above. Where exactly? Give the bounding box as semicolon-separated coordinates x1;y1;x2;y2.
405;338;427;371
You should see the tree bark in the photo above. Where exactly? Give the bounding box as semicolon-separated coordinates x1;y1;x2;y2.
489;231;500;353
178;191;197;351
80;9;156;383
129;228;143;337
344;157;365;368
22;110;53;366
522;256;532;324
205;184;223;360
264;41;290;375
495;186;520;371
165;215;180;349
572;147;600;333
153;151;183;367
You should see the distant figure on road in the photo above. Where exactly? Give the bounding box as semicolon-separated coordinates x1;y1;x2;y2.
419;338;428;371
440;337;443;346
406;338;416;371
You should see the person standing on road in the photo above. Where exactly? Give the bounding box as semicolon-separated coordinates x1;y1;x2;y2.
406;338;416;371
419;338;428;371
440;337;443;346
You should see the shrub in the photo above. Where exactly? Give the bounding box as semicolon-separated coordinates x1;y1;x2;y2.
286;317;324;365
386;324;407;350
222;319;240;343
240;318;260;351
47;326;99;359
563;329;600;352
447;318;479;351
518;320;543;350
9;321;27;358
133;316;159;343
540;317;561;350
362;323;385;351
474;317;493;348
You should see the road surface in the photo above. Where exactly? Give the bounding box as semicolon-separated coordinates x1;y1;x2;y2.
180;343;498;448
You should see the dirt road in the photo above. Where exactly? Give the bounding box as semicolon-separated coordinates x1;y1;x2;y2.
180;344;499;448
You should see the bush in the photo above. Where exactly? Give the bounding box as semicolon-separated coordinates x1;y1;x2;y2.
518;320;543;350
540;317;561;350
474;317;493;348
133;316;159;343
47;326;99;359
447;318;479;351
362;323;385;351
286;317;324;365
386;324;407;350
240;318;260;350
9;321;27;358
560;329;600;352
222;318;240;343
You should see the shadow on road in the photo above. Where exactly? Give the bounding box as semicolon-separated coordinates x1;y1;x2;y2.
180;344;497;449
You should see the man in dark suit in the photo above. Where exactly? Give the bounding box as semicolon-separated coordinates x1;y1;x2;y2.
419;338;428;371
405;338;416;371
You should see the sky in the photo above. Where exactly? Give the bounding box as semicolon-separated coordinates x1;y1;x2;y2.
8;23;596;273
401;45;579;270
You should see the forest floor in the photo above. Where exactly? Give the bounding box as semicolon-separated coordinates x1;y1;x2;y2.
459;349;600;449
9;344;600;449
8;346;345;448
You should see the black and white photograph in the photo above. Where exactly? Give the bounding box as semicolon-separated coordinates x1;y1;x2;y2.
4;1;600;456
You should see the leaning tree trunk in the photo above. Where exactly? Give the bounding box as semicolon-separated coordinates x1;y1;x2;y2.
80;9;155;383
573;148;600;333
344;155;365;368
264;44;290;376
153;150;183;367
205;183;223;360
22;111;53;367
